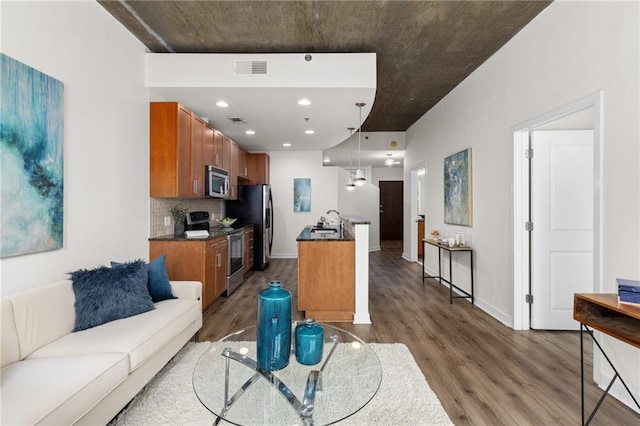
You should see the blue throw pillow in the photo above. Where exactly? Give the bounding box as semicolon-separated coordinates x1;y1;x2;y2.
111;255;176;303
70;260;155;332
146;255;177;302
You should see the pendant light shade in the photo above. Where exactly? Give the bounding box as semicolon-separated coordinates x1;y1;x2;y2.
354;102;367;186
345;127;356;191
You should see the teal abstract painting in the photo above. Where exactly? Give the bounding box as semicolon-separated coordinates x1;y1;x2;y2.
1;54;64;258
293;178;311;212
444;148;472;226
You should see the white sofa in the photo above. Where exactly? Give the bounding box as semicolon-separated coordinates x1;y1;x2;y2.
1;279;202;425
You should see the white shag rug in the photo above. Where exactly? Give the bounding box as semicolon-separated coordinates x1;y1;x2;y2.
111;342;453;425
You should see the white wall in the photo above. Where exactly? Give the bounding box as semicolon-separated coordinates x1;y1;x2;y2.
403;0;639;407
371;166;403;186
267;151;339;257
337;168;380;251
0;1;149;295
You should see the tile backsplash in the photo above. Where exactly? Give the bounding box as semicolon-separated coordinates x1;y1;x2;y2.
150;198;223;238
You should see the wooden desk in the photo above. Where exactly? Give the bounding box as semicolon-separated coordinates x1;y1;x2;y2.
573;293;640;425
422;239;474;304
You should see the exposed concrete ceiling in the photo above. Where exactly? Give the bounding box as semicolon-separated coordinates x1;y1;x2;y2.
98;0;551;166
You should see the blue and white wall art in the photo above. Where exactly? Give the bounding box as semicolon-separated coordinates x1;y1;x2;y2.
444;148;472;226
1;54;64;258
293;178;311;212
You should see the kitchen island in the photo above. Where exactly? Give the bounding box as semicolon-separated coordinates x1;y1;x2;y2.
296;226;355;322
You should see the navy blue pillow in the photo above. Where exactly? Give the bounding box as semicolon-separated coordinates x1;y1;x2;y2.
70;260;155;332
111;255;176;303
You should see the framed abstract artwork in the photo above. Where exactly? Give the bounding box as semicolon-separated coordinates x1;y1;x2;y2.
1;54;64;258
293;178;311;212
444;148;472;226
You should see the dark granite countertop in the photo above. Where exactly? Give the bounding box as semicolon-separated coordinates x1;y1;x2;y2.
342;215;371;225
296;225;354;242
149;224;253;242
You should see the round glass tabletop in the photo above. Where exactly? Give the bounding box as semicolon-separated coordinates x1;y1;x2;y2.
193;322;382;425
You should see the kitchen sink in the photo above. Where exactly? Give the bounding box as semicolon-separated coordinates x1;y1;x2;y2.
310;227;338;234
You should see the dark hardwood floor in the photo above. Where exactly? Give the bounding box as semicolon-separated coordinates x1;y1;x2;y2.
200;241;640;425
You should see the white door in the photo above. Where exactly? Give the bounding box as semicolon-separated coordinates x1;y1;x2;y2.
531;130;594;330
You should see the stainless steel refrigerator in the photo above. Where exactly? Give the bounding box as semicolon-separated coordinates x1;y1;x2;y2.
226;184;273;270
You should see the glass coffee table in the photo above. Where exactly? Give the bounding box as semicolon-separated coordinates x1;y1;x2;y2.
193;322;382;425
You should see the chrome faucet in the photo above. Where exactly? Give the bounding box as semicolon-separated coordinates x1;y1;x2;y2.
325;210;342;230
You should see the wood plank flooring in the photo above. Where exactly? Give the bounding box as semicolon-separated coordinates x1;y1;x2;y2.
199;241;640;425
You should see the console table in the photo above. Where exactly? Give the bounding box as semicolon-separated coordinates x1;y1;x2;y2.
573;293;640;425
422;239;474;304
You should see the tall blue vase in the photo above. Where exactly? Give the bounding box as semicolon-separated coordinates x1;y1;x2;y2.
257;280;291;371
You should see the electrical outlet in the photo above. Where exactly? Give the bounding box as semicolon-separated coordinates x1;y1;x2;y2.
164;216;171;226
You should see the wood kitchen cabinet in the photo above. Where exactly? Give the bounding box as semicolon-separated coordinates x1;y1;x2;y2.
212;130;223;168
238;146;249;180
191;116;206;197
150;102;206;198
244;226;254;271
297;240;355;322
149;237;228;311
204;125;215;168
247;153;270;185
223;137;239;200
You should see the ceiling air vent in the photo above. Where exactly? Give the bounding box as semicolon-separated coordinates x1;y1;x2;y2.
234;60;269;75
227;116;247;124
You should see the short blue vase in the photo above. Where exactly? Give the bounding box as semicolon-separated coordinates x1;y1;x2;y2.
295;318;324;365
257;280;291;371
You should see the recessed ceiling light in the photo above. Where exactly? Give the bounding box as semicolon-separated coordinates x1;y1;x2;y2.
323;157;330;163
216;101;229;108
298;98;311;106
245;130;255;135
305;130;315;135
283;143;291;147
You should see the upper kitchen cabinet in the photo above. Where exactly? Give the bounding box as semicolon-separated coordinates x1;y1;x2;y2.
212;130;223;168
238;146;249;180
223;137;239;200
204;125;215;168
150;102;204;198
247;153;270;185
191;116;206;197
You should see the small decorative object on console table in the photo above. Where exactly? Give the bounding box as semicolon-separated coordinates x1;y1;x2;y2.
257;280;291;371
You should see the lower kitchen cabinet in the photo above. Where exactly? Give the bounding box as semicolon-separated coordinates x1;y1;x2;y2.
150;237;228;311
244;226;254;271
297;240;355;322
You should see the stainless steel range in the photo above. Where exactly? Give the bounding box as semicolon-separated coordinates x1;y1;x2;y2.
226;228;244;295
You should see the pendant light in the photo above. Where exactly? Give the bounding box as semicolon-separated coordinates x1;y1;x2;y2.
385;154;394;166
345;127;356;191
354;102;367;186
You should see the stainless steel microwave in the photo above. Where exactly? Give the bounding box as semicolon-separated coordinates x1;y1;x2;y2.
206;165;229;198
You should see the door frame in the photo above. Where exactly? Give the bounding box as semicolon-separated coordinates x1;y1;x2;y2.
511;92;603;330
409;164;427;262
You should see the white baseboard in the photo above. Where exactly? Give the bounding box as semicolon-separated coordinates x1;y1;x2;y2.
597;371;640;414
422;265;512;328
270;253;297;259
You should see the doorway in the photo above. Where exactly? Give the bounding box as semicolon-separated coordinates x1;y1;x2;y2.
512;92;602;331
379;181;403;240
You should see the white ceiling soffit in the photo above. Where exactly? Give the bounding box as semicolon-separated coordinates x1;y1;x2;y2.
145;53;376;152
323;131;406;168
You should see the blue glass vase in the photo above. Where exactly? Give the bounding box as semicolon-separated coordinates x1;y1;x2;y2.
295;318;324;365
257;280;291;371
